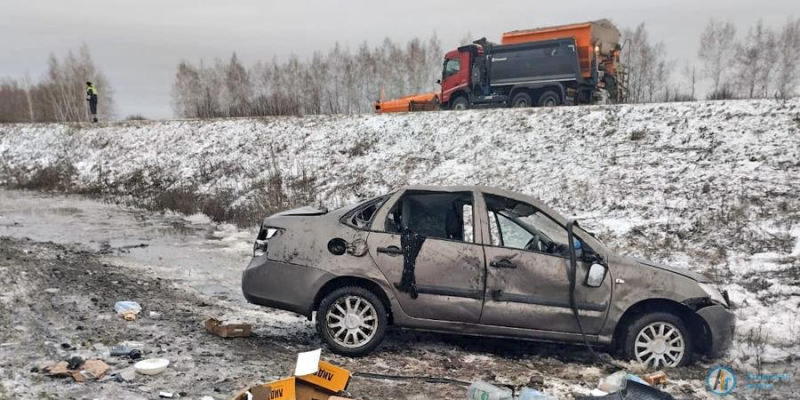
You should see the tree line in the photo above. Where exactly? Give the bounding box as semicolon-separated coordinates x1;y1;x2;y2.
0;44;114;123
171;36;443;118
624;17;800;103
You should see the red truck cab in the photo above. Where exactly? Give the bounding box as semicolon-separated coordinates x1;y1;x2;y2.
440;47;482;109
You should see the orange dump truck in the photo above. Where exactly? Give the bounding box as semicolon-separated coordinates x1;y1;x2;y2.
375;19;625;113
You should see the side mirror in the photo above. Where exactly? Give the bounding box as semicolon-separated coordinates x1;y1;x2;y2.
436;79;441;85
585;263;608;288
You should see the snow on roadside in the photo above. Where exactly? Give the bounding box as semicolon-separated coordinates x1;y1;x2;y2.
2;98;800;376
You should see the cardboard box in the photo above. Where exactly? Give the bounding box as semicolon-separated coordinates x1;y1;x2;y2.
229;361;352;400
205;318;252;338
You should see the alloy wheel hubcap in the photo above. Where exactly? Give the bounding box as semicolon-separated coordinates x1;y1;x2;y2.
326;295;378;348
635;322;685;368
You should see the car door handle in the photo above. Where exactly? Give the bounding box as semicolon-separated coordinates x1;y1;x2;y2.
377;246;403;257
490;259;516;269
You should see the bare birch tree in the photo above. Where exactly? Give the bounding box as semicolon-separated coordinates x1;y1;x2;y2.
775;17;800;99
621;23;673;103
698;19;737;99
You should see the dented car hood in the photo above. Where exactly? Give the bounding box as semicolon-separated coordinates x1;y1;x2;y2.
630;257;710;283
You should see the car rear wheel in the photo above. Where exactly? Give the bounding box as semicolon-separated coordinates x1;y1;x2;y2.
624;312;692;368
316;286;388;356
537;90;561;107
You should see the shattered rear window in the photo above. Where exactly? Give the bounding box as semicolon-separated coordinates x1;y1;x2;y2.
341;194;391;229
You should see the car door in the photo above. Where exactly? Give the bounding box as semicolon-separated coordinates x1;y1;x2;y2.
478;192;611;334
366;189;485;323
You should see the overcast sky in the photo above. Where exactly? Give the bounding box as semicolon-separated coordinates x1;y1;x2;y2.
1;0;796;119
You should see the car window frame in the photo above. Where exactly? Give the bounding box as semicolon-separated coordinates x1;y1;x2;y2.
481;192;582;260
339;194;393;230
375;189;479;246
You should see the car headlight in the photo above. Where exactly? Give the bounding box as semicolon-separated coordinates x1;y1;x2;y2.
698;282;728;307
253;226;281;257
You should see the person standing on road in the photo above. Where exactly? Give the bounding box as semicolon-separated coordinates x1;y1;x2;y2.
86;81;99;123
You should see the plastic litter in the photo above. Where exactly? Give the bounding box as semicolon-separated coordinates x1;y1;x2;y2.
111;345;132;356
134;358;170;375
519;388;557;400
598;371;650;393
114;301;142;321
598;371;628;393
466;381;513;400
577;381;676;400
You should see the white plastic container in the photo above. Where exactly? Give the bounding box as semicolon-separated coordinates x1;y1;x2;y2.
134;358;170;375
467;381;513;400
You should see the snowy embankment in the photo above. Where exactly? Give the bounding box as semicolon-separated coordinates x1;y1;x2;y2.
2;99;800;370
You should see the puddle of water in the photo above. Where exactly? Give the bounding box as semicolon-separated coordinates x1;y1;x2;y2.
0;189;256;300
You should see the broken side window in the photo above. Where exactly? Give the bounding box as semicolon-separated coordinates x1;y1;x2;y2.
384;191;474;243
484;193;571;256
342;194;390;229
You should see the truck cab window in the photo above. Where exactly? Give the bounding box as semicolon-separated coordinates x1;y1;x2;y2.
443;59;460;78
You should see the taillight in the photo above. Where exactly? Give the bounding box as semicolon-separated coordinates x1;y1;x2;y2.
253;226;281;257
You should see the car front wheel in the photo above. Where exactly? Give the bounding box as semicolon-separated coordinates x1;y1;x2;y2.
624;312;692;368
316;286;388;357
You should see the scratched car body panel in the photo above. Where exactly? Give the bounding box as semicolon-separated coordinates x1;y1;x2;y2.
243;185;735;366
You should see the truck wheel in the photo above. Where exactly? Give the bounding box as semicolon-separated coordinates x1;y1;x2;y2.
451;96;469;111
316;286;388;357
623;312;693;368
511;92;532;108
537;90;561;107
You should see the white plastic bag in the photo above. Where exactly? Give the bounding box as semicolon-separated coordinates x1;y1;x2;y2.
114;301;142;315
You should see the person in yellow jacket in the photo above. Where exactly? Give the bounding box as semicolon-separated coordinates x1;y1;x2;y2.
86;82;98;123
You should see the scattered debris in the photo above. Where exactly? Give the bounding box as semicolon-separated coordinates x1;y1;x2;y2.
115;367;137;382
204;317;252;338
67;356;84;370
643;371;667;386
40;358;109;382
467;381;513;400
114;301;142;321
159;392;174;398
134;358;170;375
231;358;352;400
577;380;676;400
82;359;110;379
519;388;557;399
42;361;70;378
44;288;60;294
129;349;143;360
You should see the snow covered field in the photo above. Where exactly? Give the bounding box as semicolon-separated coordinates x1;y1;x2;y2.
1;99;799;393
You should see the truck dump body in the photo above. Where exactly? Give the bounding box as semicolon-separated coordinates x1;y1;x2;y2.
487;39;581;87
501;19;621;79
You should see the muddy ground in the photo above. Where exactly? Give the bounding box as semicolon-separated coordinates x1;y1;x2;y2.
0;236;727;400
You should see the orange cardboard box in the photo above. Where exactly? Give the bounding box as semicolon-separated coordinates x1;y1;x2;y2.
229;361;352;400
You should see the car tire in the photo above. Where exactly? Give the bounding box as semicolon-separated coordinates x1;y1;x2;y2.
511;92;532;108
451;96;469;111
623;312;693;368
537;90;561;107
316;286;388;357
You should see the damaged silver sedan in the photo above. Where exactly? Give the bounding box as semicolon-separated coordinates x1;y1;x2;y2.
242;185;734;368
